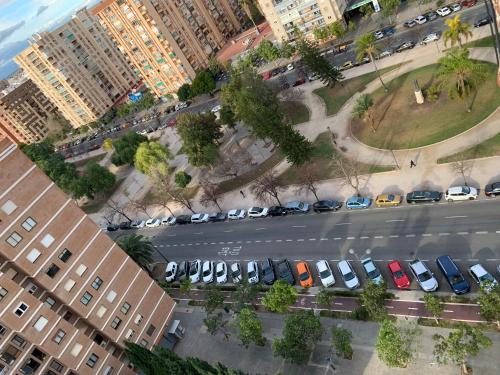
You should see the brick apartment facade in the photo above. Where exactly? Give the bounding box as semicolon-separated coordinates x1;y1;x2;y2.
0;137;175;374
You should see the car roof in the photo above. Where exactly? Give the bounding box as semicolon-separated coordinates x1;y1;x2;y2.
296;262;309;272
447;186;466;194
316;260;328;270
388;260;402;271
338;260;351;273
469;264;487;276
410;260;426;273
285;201;301;207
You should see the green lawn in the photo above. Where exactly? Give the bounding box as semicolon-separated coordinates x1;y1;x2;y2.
277;132;394;186
313;65;402;116
352;62;500;150
80;177;126;214
281;100;310;125
463;36;494;48
437;131;500;163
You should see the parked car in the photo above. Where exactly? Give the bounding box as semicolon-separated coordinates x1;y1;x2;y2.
451;3;462;11
485;181;500;197
444;186;478;202
175;101;189;111
208;212;227;222
145;218;161;227
191;213;209;223
228;209;246;220
230;262;243;283
161;216;176;226
409;259;438;292
268;206;288;216
346;196;371;209
404;19;417;28
461;0;477;8
375;194;402;207
296;262;313;288
189;259;202;283
165;262;178;282
211;104;222;113
377;48;394;59
388;260;411;289
276;259;295;285
293;78;306;87
308;73;320;81
361;258;384;285
468;264;498;292
406;190;442;204
373;30;385;39
261;258;276;285
176;261;189;281
106;224;119;231
395;41;415;52
337;260;360;289
436;255;470;294
316;260;335;287
436;6;452;16
287;63;294;71
313;200;342;212
340;61;354;70
247;261;260;284
424;11;438;21
474;16;491;27
414;15;427;25
248;207;269;218
421;32;440;45
216;261;228;284
119;221;132;230
130;220;146;228
176;215;192;224
285;201;310;214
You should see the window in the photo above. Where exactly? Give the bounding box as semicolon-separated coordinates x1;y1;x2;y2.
1;200;17;215
26;282;37;294
70;343;82;357
34;316;49;331
21;217;37;231
140;339;149;347
14;302;29;317
0;324;6;335
75;264;87;276
106;290;117;303
6;231;22;247
80;291;93;305
134;314;143;325
125;329;135;339
86;353;99;368
0;287;8;301
49;360;64;372
146;324;156;336
46;264;60;278
58;248;72;262
26;249;41;263
103;366;114;375
41;234;55;248
91;276;103;290
12;335;25;347
120;302;131;315
52;329;66;344
64;279;75;291
44;296;56;308
110;317;122;330
96;305;107;318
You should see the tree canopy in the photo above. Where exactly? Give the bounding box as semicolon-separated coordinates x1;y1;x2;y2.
117;234;154;269
192;70;216;96
234;308;266;348
262;280;297;313
376;319;416;368
177;83;193;101
359;280;388;321
111;131;148;166
134;141;172;176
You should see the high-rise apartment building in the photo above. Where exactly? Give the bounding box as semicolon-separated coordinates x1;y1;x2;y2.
257;0;347;41
0;115;25;145
14;8;139;128
92;0;246;97
0;137;176;374
0;79;63;144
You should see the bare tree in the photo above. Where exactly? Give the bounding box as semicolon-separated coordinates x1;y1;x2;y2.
149;163;195;213
153;191;175;216
101;208;117;225
105;199;132;221
128;199;152;219
213;151;253;179
200;181;223;211
451;160;472;186
295;168;320;201
251;172;283;205
332;157;362;196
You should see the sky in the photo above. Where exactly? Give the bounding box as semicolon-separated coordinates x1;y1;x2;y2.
0;0;99;79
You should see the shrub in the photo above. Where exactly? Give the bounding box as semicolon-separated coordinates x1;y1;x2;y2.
425;83;441;103
174;171;192;188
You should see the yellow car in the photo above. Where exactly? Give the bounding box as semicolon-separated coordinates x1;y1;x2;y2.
375;194;402;207
340;61;353;70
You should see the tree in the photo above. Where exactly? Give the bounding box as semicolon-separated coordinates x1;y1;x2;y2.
352;93;376;132
273;310;323;364
424;293;444;324
149;164;196;213
256;39;280;63
218;105;237;128
443;15;472;48
232;281;260;312
117;234;154;269
279;129;313;165
102;138;113;151
176;112;222;167
360;3;374;18
111;131;148;166
174;171;192;188
234;308;266;348
360;280;388;321
331;155;362;195
477;284;500;328
192;70;216;96
262;280;297;313
105;198;132;222
134;141;172;176
200;181;223;211
433;323;492;374
313;26;331;41
296;168;320;201
251;172;284;206
356;33;387;91
376;319;415;368
451;160;472;187
204;286;225;314
74;162;116;200
177;83;193;101
331;326;353;359
179;278;193;296
315;286;334;308
329;20;347;42
204;312;229;336
380;0;400;23
128;199;152;219
116;103;132;118
279;41;296;59
207;56;223;77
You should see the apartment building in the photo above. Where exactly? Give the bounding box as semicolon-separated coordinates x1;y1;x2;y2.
0;115;26;145
92;0;246;97
257;0;347;41
0;137;176;374
0;79;63;144
15;8;139;128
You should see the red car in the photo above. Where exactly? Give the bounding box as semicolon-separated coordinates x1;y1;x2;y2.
460;0;476;8
388;260;411;289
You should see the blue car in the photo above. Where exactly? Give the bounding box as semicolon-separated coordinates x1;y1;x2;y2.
346;196;371;209
436;255;470;295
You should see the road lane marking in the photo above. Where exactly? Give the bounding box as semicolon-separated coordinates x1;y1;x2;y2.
454;259;462;261
159;245;164;247
309;238;316;241
320;238;328;241
265;240;272;243
255;228;266;231
475;231;488;234
246;241;252;243
374;235;384;239
334;237;342;240
407;307;419;310
276;239;282;242
386;219;404;223
292;225;306;228
496;230;500;233
486;258;500;261
286;239;293;242
336;222;352;226
193;232;203;235
444;310;454;313
457;232;469;235
167;234;176;237
297;239;304;242
334;302;343;305
293;259;301;261
422;233;432;237
223;230;233;233
346;236;355;239
360;236;369;239
389;235;399;238
469;259;479;261
255;240;261;243
445;215;468;219
406;234;416;238
386;306;394;309
219;241;225;244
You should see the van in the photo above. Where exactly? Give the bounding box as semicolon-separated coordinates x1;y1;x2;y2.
436;255;470;294
284;201;310;214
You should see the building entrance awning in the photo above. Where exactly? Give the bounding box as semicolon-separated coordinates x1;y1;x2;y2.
346;0;373;11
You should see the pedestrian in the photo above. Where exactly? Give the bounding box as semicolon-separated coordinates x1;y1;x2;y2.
239;190;245;198
410;160;416;168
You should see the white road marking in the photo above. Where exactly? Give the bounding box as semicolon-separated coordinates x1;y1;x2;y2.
293;259;301;261
255;228;266;231
286;239;293;242
255;240;261;243
469;259;479;261
406;234;416;238
475;231;488;234
457;232;469;235
496;230;500;234
389;235;399;238
320;238;328;241
309;238;316;241
374;259;384;261
386;306;394;309
444;310;454;313
445;215;468;219
193;232;203;235
227;241;233;244
374;235;384;239
346;236;355;240
246;241;252;243
334;302;343;306
336;222;352;226
276;239;282;242
360;236;370;239
219;241;225;244
486;258;500;261
422;233;432;237
211;242;216;245
454;259;462;261
297;239;304;242
292;225;306;228
439;232;450;236
334;237;342;240
265;240;272;243
223;230;233;233
167;234;176;237
408;307;419;310
386;219;405;223
159;245;164;247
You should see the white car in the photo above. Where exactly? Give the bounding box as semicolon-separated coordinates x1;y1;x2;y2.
316;260;335;287
308;73;320;81
202;260;215;283
145;218;161;227
189;259;202;283
436;7;451;16
165;262;178;282
337;260;360;289
414;15;427;25
287;63;294;71
228;209;246;220
409;259;438;292
161;216;176;226
191;213;209;223
211;104;222;113
130;220;145;228
248;207;269;218
468;264;498;292
421;32;440;45
247;261;260;284
231;262;243;283
175;101;188;111
377;49;393;59
451;3;461;11
216;261;228;284
444;186;478;202
373;30;384;39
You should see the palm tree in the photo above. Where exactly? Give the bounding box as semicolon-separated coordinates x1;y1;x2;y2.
352;94;376;132
118;234;154;269
438;48;487;111
443;15;472;48
238;0;259;34
356;33;388;91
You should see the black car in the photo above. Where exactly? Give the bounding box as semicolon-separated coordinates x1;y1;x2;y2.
395;41;415;52
313;200;342;212
261;258;276;285
485;182;500;197
268;206;287;216
208;212;227;222
276;259;295;285
176;261;190;281
176;215;192;224
106;224;119;231
119;221;132;230
406;190;442;204
424;11;438;21
474;16;491;27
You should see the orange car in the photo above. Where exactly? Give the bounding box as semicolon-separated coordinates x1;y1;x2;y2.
296;262;313;288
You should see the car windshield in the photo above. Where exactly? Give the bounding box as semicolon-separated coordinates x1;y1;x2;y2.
165;270;173;277
356;198;364;204
344;272;355;281
299;272;310;281
203;269;211;277
254;208;263;213
478;273;494;283
216;269;225;277
417;271;432;282
462;186;470;194
450;274;465;285
263;266;272;275
320;270;331;279
234;210;241;215
189;264;198;275
388;194;395;201
394;270;404;278
368;269;381;279
248;270;256;278
231;269;241;277
298;202;304;209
